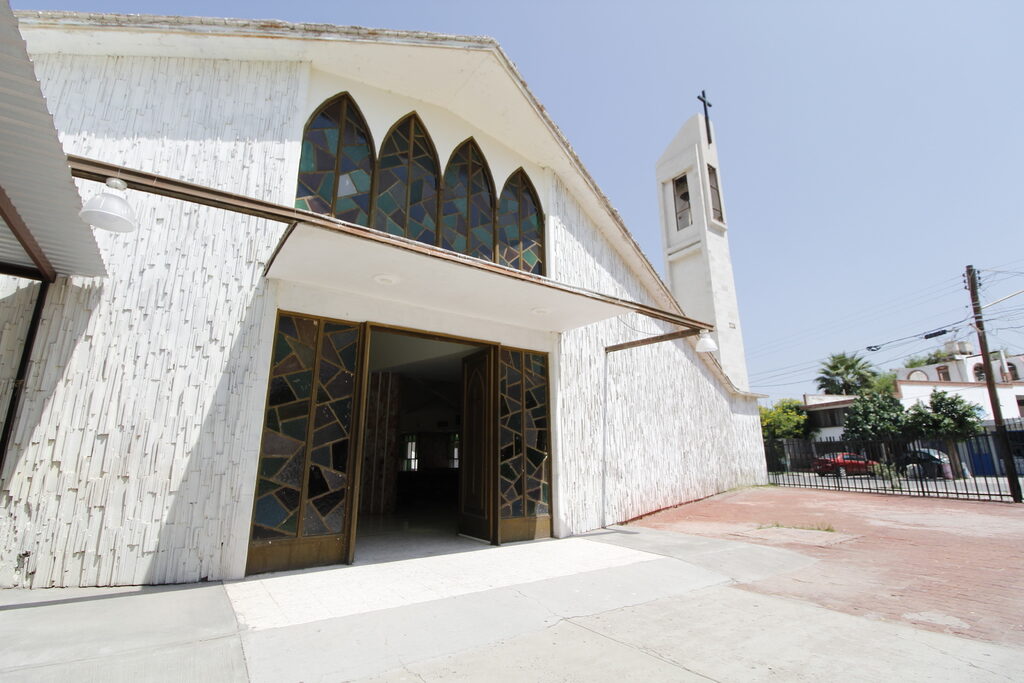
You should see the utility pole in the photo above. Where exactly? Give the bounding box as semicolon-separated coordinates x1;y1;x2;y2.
966;264;1022;502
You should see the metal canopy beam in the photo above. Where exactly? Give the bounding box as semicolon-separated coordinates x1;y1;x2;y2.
0;185;56;282
67;154;714;333
605;328;701;354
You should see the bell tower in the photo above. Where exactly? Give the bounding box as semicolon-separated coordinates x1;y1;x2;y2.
656;106;750;390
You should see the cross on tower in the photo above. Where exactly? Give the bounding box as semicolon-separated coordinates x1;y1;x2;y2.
697;90;712;145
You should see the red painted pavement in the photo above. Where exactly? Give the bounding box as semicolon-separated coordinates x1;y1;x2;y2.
632;487;1024;646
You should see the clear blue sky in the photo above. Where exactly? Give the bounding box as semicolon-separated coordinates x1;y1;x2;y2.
16;0;1024;402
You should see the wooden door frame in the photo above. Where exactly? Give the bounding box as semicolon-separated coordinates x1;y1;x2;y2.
489;345;501;545
348;324;503;553
343;321;372;565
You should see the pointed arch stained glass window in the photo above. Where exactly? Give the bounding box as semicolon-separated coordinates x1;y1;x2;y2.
442;140;495;260
374;115;440;246
497;170;544;275
295;94;375;225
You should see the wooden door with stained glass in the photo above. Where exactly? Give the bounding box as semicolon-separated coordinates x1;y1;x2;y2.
496;348;552;542
246;313;367;575
459;348;497;542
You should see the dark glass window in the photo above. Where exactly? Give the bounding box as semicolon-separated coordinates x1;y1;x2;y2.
936;365;951;381
374;114;440;245
442;139;495;260
296;98;544;275
673;175;691;230
1008;363;1019;381
497;170;544;275
974;363;986;382
295;94;374;226
708;165;724;222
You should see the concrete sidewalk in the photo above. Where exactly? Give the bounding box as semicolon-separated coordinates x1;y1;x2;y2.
1;495;1021;681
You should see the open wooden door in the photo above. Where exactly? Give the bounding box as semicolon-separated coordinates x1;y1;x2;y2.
459;348;497;543
246;313;368;575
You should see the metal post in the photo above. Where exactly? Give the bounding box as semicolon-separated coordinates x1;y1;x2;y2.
600;350;609;528
0;280;50;477
966;264;1022;502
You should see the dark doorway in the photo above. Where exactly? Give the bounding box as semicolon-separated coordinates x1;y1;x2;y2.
354;328;494;563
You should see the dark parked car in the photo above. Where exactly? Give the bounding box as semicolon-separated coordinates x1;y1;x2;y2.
894;448;949;478
812;452;879;477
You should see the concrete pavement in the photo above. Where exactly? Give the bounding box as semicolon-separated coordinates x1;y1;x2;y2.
1;494;1021;681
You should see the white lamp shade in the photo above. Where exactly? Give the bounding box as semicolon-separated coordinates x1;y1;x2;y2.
695;331;718;353
79;190;136;233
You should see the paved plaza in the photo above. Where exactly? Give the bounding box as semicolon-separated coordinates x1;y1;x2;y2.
1;487;1021;681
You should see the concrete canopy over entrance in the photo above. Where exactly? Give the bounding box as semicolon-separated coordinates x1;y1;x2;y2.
267;223;627;333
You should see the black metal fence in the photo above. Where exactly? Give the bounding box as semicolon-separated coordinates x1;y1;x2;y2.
765;422;1024;502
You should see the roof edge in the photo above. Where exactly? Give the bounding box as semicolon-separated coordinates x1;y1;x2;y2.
14;11;499;49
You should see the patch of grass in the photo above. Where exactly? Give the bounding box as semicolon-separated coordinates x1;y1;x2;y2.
759;521;836;533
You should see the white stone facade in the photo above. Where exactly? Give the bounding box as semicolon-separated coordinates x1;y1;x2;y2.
0;21;764;588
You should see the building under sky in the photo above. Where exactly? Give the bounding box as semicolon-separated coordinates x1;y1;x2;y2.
0;10;763;587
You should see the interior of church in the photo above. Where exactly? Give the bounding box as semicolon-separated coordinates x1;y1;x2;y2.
354;329;488;563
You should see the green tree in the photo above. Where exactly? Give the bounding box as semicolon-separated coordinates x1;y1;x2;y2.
842;393;906;440
868;372;897;396
904;390;983;439
904;391;982;478
816;353;878;395
904;350;952;368
759;399;811;441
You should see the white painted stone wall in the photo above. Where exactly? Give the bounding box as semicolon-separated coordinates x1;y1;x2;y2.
549;179;765;536
0;54;303;587
0;47;764;587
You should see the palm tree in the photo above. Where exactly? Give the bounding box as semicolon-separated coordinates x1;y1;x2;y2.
815;353;877;395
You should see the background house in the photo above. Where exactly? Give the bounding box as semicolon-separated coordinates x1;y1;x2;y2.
893;341;1024;421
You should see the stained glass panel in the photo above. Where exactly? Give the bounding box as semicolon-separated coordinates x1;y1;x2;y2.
524;353;550;516
496;170;544;275
373;115;439;245
498;349;550;520
304;322;360;536
442;140;494;260
252;314;318;540
252;315;362;544
295;94;374;226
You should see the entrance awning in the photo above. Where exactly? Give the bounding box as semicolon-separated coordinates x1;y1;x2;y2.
267;223;631;332
0;6;106;281
65;154;712;335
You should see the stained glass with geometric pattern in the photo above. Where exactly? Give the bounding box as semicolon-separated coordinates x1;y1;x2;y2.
523;353;550;516
252;314;319;540
304;321;360;536
498;349;524;518
496;169;544;275
251;314;362;543
373;114;439;246
498;349;550;519
295;94;374;226
441;139;495;260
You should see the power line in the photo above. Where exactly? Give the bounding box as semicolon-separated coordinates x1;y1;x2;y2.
746;276;964;361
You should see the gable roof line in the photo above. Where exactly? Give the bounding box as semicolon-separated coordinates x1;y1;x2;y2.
15;11;679;313
17;12;757;398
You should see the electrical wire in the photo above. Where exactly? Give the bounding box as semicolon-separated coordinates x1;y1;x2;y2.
746;276;964;361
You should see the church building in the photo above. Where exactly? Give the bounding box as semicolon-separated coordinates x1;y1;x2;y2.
0;10;764;587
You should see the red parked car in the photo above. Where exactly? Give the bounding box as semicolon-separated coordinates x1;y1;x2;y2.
812;452;879;477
